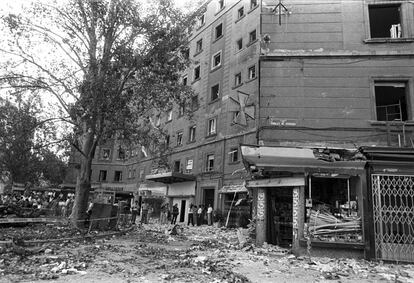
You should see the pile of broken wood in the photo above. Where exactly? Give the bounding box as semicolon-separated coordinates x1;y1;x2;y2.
308;210;361;237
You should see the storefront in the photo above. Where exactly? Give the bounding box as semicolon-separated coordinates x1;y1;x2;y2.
146;172;195;224
218;183;251;227
241;145;367;257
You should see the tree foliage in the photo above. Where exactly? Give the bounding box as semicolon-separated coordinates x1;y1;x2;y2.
0;0;195;225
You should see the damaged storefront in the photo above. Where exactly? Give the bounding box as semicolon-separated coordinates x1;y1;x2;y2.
219;183;251;227
241;145;367;258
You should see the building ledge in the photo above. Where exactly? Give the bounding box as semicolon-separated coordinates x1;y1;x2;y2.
364;38;414;44
145;171;195;184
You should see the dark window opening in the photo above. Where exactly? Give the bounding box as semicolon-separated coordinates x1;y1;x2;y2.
235;73;242;86
99;170;107;181
189;126;196;142
194;66;200;80
375;82;408;121
114;171;123;182
211;84;220;101
238;7;244;18
206;154;215;171
369;5;401;38
215;24;223;39
249;30;257;43
236;38;243;50
229;148;239;163
174;160;181;173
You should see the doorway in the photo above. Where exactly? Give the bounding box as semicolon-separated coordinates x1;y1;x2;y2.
179;200;186;223
204;188;215;208
267;187;293;247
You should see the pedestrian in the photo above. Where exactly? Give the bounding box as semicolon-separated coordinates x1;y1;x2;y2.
192;205;198;226
197;205;202;226
141;201;149;224
171;203;179;224
187;204;194;226
207;204;213;226
131;200;139;225
160;203;169;224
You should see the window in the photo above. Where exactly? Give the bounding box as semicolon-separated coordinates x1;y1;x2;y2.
99;170;107;181
236;38;243;51
117;147;125;160
235;72;242;86
189;125;196;142
215;23;223;39
211;84;220;101
165;135;170;148
194;65;200;80
238;7;244;19
176;131;183;146
197;14;205;28
128;169;132;179
232;111;240;123
207;118;216;136
185;158;193;173
114;171;123;182
212;51;222;69
101;149;110;160
182;76;188;86
167;109;173;121
132;169;136;178
190;95;199;111
173;160;181;173
250;0;258;9
374;81;408;121
179;102;185;117
218;0;224;10
196;39;203;53
206;154;215;172
304;176;361;244
249;29;257;43
229;147;239;163
248;65;256;80
369;5;402;39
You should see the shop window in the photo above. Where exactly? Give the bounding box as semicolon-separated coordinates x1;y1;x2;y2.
114;171;123;182
189;125;196;142
229;147;239;163
234;72;242;86
304;176;362;243
211;83;220;101
176;131;183;146
249;29;257;44
215;23;223;39
196;39;203;53
212;51;222;69
248;65;256;80
99;170;107;181
194;65;201;81
207;117;217;136
236;38;243;51
238;7;244;19
206;154;215;171
375;81;408;121
101;148;111;160
369;5;402;38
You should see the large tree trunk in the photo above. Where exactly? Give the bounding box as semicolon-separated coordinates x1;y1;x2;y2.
71;132;94;228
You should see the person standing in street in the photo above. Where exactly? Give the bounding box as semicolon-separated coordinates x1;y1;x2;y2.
141;201;149;224
131;200;139;225
207;204;213;226
192;205;198;226
197;205;202;226
171;203;179;224
188;204;194;226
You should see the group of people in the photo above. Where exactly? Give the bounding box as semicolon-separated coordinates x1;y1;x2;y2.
0;191;75;217
188;204;214;226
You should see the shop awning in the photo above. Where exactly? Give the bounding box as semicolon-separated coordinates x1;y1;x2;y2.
241;145;366;175
219;184;248;194
145;172;195;184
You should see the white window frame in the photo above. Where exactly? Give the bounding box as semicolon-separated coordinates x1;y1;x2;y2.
176;131;183;146
235;72;242;86
212;50;222;69
211;83;220;101
206;154;215;172
207;118;217;136
229;148;239;163
248;65;256;80
196;38;203;53
249;29;257;43
189;125;196;142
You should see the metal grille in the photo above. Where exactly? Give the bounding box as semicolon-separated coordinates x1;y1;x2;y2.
372;174;414;262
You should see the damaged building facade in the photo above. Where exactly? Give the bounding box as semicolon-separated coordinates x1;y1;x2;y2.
240;0;414;262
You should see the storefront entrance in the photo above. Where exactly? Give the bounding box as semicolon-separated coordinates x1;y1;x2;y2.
372;174;414;262
267;187;293;247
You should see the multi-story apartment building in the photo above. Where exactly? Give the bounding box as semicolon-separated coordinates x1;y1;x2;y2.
67;0;414;262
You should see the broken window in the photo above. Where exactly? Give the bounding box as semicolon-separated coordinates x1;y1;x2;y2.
176;131;183;146
304;175;362;243
229;147;239;163
369;5;402;38
212;51;222;69
375;81;408;121
101;148;111;160
238;7;244;19
207;118;216;136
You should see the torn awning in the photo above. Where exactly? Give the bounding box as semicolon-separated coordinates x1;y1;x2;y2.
241;145;366;175
219;184;248;194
